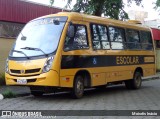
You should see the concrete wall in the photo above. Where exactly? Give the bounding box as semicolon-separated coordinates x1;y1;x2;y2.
0;38;15;73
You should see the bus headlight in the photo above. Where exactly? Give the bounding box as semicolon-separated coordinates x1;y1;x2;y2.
5;59;9;73
42;56;54;73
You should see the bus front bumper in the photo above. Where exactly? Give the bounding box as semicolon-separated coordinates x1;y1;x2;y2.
5;70;59;87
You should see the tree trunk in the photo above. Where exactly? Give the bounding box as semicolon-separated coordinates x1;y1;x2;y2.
94;8;102;16
93;0;105;16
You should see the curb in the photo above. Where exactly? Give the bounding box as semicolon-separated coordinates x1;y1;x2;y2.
0;86;31;99
0;92;30;100
0;94;4;100
142;75;160;81
15;93;31;97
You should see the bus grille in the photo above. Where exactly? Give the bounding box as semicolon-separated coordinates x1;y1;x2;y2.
10;68;41;74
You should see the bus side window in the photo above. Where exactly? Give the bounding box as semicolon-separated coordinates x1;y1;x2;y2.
126;29;141;50
140;31;153;50
91;24;110;50
64;24;89;51
108;26;125;50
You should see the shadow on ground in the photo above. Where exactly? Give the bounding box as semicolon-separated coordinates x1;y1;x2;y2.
27;84;153;101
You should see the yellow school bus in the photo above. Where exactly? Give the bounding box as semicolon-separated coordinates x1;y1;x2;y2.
5;12;156;98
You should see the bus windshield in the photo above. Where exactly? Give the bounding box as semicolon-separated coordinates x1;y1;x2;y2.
9;17;67;58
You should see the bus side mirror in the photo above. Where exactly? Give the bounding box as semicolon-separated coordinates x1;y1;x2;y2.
67;24;75;38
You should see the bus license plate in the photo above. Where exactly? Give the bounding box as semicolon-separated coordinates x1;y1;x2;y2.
17;79;27;84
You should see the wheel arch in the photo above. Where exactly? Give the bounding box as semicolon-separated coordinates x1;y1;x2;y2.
134;67;143;77
74;70;91;88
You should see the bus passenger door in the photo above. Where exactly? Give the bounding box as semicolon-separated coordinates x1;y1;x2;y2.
60;21;91;88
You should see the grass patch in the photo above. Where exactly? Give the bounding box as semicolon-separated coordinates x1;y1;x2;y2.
2;88;16;98
0;73;6;85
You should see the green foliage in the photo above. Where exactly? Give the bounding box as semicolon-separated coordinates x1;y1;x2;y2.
50;0;143;20
2;88;16;98
0;73;6;85
154;0;160;9
50;0;54;6
127;0;143;6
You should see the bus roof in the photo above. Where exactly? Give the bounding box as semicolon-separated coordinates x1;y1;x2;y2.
33;12;150;31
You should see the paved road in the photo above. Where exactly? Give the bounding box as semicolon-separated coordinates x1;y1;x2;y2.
0;79;160;119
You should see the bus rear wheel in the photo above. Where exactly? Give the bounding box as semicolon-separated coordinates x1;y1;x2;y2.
125;72;142;89
71;75;84;99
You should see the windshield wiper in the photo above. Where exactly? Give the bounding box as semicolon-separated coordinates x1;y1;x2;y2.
20;32;27;40
11;50;30;59
21;47;48;57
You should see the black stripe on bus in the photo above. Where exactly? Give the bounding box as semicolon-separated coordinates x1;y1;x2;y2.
61;55;155;69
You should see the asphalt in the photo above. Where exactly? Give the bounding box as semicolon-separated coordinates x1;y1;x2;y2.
0;73;159;97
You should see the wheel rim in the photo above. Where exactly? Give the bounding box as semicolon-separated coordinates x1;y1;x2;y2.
76;79;83;95
135;75;141;87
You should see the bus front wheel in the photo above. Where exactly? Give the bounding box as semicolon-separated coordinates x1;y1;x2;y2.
125;72;142;89
71;75;84;99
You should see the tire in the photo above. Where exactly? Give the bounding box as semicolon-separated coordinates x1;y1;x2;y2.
125;80;132;89
125;72;142;89
31;91;44;97
71;75;84;99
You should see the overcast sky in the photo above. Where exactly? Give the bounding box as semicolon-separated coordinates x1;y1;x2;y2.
26;0;159;20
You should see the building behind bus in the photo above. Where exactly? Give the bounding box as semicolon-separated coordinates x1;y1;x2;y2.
0;0;64;73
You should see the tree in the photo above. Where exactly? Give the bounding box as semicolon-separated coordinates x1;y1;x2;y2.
155;0;160;9
50;0;143;20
